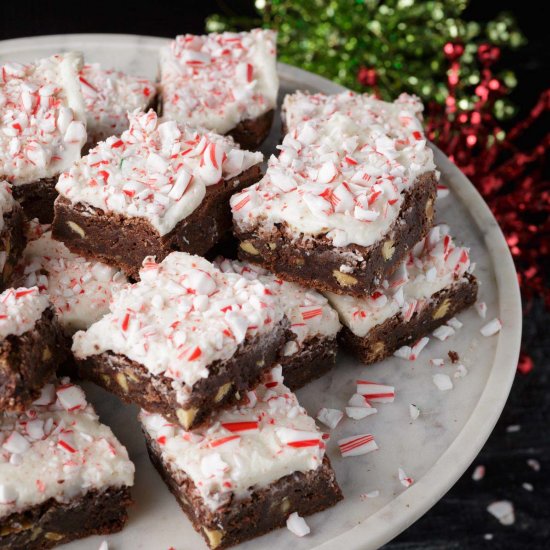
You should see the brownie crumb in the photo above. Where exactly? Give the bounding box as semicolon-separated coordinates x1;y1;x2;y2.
448;350;460;363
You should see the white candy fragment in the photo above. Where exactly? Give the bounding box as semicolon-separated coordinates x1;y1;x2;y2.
286;512;310;537
480;318;502;336
475;301;487;319
316;408;344;430
527;458;540;472
454;364;468;378
472;465;485;481
433;373;453;391
346;407;376;420
398;467;414;488
433;325;455;341
409;404;420;420
487;500;515;525
522;482;533;492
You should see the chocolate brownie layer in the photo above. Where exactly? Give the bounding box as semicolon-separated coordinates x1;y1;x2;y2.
145;433;343;550
0;203;26;292
280;335;338;391
0;486;131;550
0;308;68;411
235;171;437;297
53;164;262;278
226;109;275;150
12;178;58;224
77;319;289;430
341;274;478;364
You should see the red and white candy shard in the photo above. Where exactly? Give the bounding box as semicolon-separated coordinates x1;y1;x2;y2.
487;500;515;525
356;380;395;403
472;465;485;481
480;318;502;337
0;378;134;516
398;467;414;488
56;110;263;237
139;369;327;512
430;358;445;367
286;512;311;537
433;373;453;391
338;434;379;457
475;301;487;319
233;91;436;250
316;408;344;430
160;30;278;134
0;53;87;185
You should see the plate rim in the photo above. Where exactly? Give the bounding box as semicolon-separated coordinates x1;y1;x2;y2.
0;33;523;550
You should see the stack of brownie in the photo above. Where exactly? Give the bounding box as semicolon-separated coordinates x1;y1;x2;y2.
0;27;481;550
230;90;478;363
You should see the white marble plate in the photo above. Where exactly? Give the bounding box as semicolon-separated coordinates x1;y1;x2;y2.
0;34;522;550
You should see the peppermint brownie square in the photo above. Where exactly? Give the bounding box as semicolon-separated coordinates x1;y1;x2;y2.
0;378;134;549
0;286;66;411
215;257;341;390
20;226;127;336
72;252;288;430
232;91;438;297
140;365;342;550
325;225;478;363
0;53;87;223
159;29;278;149
79;63;157;150
0;182;25;291
52;110;263;278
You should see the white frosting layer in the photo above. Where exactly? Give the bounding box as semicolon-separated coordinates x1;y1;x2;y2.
326;225;473;337
0;378;134;518
56;110;263;236
0;181;15;233
0;53;87;185
0;286;49;341
215;257;340;355
72;252;285;402
232;91;436;248
20;229;128;335
80;63;156;144
139;366;325;511
160;29;278;134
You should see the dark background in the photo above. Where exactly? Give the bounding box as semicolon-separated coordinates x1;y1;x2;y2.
1;1;548;548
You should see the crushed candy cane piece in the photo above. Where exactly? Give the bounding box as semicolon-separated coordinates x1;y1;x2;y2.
522;482;533;492
433;325;455;341
475;301;487;319
472;465;485;481
286;512;310;537
454;364;468;378
433;373;453;391
487;500;515;526
346;407;376;420
356;380;395;403
361;490;380;499
480;318;502;336
506;424;521;433
527;458;540;472
398;467;414;488
430;358;445;367
316;408;344;430
338;434;378;457
437;185;450;199
409;404;420;420
447;317;463;330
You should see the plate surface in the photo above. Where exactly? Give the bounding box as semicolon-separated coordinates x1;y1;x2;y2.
0;34;522;550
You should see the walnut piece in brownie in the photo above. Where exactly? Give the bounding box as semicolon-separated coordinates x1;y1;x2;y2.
52;110;263;278
0;182;25;292
140;365;342;549
79;63;157;151
0;54;87;223
20;228;128;336
159;29;278;149
215;257;341;390
0;286;67;411
72;252;287;430
0;378;134;549
326;225;478;363
231;92;437;297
